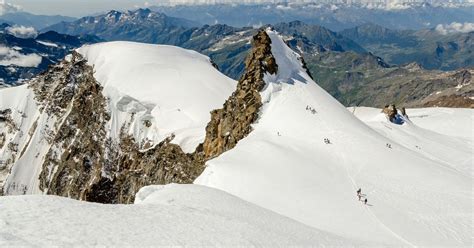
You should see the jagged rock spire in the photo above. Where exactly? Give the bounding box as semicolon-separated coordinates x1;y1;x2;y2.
201;30;277;159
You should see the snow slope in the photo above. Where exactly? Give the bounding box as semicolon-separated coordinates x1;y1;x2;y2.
0;85;49;195
196;30;473;246
77;42;236;152
0;184;354;246
352;107;473;175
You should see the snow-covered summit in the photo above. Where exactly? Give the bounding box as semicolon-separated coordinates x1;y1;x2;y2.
77;41;236;152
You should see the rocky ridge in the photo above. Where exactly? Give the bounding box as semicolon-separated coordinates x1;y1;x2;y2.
202;30;277;159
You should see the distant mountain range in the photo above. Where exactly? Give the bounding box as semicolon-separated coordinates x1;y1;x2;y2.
148;0;472;8
44;8;198;43
43;9;369;79
0;12;75;30
340;23;473;71
305;51;473;107
7;8;473;107
43;9;473;71
0;23;101;86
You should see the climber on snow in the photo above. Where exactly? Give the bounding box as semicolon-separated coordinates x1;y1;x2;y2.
357;188;362;201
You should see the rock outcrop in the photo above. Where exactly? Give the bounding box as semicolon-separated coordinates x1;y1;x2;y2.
0;109;13;149
382;104;398;122
202;30;277;159
32;52;203;204
382;104;408;124
35;52;111;201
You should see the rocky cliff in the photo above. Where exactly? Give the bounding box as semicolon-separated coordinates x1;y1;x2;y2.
202;30;277;159
32;53;197;204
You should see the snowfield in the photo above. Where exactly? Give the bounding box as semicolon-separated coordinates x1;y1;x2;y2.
352;106;473;138
0;184;354;246
352;107;473;175
195;30;473;246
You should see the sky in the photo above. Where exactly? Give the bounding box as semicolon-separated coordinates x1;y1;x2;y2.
6;0;153;17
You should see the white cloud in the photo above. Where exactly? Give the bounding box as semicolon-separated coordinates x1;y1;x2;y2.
134;1;151;9
0;46;42;67
6;25;38;39
0;0;21;15
435;22;474;35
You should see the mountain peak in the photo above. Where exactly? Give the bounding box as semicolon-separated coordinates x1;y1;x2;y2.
43;9;198;40
272;22;366;53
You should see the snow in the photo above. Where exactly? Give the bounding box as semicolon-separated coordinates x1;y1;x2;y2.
36;40;59;48
195;30;473;246
0;85;50;195
77;42;236;152
354;107;474;139
0;184;354;246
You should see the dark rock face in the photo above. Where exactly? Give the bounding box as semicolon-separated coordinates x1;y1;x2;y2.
0;109;12;122
202;30;277;159
34;52;202;204
82;134;204;204
34;52;111;201
382;104;398;123
0;133;5;150
31;30;278;204
0;109;12;150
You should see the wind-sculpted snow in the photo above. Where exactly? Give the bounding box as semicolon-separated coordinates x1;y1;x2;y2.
196;29;473;246
0;184;355;246
77;41;236;152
